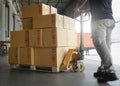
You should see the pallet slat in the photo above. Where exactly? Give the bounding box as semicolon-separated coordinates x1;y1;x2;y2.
10;64;59;72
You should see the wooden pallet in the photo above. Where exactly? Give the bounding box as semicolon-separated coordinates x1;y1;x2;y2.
10;64;60;72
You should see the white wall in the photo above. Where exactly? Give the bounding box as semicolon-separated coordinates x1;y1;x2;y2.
0;2;2;30
0;0;22;41
0;0;5;40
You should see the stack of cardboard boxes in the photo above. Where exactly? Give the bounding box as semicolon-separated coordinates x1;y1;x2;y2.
9;3;76;72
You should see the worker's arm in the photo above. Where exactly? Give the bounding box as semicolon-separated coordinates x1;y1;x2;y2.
74;0;88;12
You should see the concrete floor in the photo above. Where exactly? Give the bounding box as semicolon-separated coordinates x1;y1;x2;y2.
0;55;120;86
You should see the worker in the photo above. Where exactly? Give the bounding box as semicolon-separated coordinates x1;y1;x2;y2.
74;0;118;83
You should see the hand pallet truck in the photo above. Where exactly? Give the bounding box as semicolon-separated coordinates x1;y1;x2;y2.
60;11;90;72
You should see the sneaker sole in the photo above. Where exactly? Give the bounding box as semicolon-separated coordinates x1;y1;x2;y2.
97;78;118;83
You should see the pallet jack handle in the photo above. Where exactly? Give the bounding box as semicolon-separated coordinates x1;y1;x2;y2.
74;11;85;60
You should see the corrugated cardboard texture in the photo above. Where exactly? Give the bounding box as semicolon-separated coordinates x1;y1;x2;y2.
33;14;63;28
50;6;57;14
67;30;77;47
10;30;29;47
21;3;50;18
29;29;42;47
42;28;67;47
23;17;33;30
34;47;66;67
63;16;70;29
69;18;76;30
8;47;19;65
19;47;34;65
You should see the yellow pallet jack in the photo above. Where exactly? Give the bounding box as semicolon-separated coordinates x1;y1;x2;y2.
60;11;90;72
60;49;85;72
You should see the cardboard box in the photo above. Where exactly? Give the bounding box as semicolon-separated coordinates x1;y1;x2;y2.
69;18;76;30
67;30;77;46
42;28;67;47
8;47;19;65
23;17;33;30
10;30;29;47
21;3;50;18
63;16;70;29
29;29;42;47
50;6;57;14
19;47;34;65
33;14;63;28
34;47;66;67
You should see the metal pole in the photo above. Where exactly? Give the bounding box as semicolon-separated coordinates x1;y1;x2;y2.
79;12;84;60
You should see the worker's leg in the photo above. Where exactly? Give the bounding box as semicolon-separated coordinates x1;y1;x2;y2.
106;29;112;52
105;19;115;72
92;19;118;82
91;19;115;72
106;20;115;52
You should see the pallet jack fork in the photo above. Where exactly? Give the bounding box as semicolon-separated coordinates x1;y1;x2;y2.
60;11;89;72
60;49;85;72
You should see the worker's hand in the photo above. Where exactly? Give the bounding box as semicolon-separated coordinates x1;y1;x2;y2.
73;7;80;13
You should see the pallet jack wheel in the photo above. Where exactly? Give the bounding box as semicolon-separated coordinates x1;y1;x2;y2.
72;61;78;72
68;61;85;72
79;62;85;72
